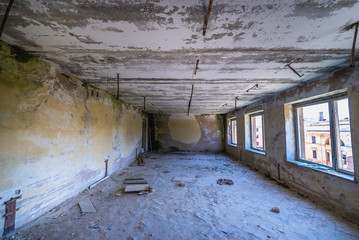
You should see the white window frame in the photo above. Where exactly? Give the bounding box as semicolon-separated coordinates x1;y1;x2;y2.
293;93;354;176
249;112;265;152
228;118;237;146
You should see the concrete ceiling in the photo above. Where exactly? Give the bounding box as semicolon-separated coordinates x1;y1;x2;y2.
1;0;359;114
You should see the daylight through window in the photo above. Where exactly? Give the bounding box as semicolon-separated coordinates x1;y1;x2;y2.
295;96;353;174
250;113;264;151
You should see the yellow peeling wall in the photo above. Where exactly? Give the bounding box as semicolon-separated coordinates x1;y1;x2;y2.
0;42;145;232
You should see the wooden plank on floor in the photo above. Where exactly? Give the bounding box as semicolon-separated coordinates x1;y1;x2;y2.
171;177;196;183
78;199;96;213
124;179;148;184
124;184;150;193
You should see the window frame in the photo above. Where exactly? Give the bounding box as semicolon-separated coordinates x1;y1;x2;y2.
249;112;265;152
228;118;237;146
293;93;353;175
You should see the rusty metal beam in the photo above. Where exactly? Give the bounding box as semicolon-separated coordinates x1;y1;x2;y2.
203;0;213;36
187;84;194;116
350;22;358;67
116;73;119;99
286;64;304;77
0;0;14;39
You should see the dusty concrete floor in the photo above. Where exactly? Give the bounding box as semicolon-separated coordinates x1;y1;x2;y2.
13;153;359;240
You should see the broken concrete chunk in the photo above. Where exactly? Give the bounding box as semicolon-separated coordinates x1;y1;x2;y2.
270;207;280;213
78;199;96;213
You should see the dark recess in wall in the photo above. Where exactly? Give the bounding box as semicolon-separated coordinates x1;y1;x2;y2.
148;114;162;151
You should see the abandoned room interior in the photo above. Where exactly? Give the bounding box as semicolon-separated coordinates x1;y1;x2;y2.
1;0;359;239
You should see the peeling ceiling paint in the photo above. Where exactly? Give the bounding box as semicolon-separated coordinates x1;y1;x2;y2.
1;0;359;114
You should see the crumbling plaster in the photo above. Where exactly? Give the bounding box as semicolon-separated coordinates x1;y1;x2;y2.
226;64;359;220
0;42;146;233
0;0;358;114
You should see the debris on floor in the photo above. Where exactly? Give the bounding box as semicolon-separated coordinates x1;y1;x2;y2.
124;178;148;184
78;199;96;213
115;189;123;196
176;182;185;187
124;184;151;193
138;191;150;195
270;207;280;213
217;179;234;185
171;176;196;183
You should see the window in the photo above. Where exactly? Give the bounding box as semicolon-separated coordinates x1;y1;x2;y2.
250;113;264;151
295;95;353;174
228;118;237;145
326;152;330;162
313;150;317;159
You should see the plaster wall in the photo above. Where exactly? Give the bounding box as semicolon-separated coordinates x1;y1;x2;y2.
0;42;145;233
225;65;359;219
151;114;224;152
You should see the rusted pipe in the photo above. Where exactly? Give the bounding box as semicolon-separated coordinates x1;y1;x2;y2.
350;23;358;67
116;73;120;100
286;64;304;77
194;59;200;75
187;84;194;116
0;0;14;39
203;0;213;36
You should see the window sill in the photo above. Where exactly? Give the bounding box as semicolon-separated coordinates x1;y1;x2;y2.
246;148;266;155
227;143;237;147
287;160;355;182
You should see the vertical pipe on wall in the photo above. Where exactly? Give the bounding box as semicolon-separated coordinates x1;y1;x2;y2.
116;73;120;100
350;23;358;67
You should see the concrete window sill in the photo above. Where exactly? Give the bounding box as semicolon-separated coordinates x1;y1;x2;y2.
246;148;266;156
287;160;356;182
227;143;237;147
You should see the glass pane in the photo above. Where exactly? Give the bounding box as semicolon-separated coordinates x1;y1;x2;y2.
337;98;353;172
231;120;237;145
297;102;332;167
251;115;264;150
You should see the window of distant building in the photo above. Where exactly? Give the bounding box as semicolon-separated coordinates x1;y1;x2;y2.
228;118;237;146
295;95;353;174
250;112;265;152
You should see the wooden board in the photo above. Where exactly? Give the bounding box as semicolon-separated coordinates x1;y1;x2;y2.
171;177;196;183
124;184;150;193
78;199;96;213
124;179;148;184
